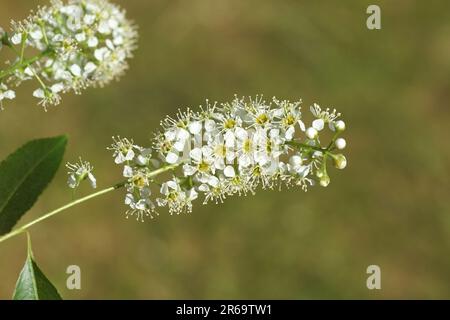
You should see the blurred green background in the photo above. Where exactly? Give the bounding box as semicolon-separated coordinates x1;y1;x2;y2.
1;0;450;299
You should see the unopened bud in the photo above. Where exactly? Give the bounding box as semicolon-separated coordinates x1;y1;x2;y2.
332;154;347;169
334;120;346;132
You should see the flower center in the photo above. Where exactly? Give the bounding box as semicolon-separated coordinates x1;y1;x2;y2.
256;113;268;125
243;139;252;153
198;160;210;173
224;118;236;129
132;175;146;188
283;114;295;126
162;141;172;153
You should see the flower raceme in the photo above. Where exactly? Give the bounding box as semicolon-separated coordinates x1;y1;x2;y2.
109;96;348;221
0;0;137;110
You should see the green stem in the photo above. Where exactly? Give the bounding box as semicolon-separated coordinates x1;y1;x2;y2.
0;52;46;80
326;131;341;151
0;164;178;244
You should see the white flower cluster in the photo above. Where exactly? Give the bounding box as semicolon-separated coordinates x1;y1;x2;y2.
110;96;348;221
0;0;137;110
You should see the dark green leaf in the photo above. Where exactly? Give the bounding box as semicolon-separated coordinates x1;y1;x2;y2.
13;234;62;300
0;135;67;235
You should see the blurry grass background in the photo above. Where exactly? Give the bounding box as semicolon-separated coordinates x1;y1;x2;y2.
1;0;450;299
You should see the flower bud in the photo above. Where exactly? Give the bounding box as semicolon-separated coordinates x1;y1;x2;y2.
332;154;347;169
335;138;346;150
334;120;346;132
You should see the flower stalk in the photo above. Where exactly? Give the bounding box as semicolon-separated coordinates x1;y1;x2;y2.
0;164;178;244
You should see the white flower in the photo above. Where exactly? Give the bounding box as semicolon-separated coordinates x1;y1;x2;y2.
312;119;325;131
33;88;45;99
235;127;256;168
183;147;218;185
108;136;140;164
157;178;197;214
66;158;96;189
310;103;341;124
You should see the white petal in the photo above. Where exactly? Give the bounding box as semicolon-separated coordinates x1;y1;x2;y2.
201;146;213;157
167;180;178;190
136;154;149;166
11;33;22;45
75;32;86;42
239;154;251;167
94;47;109;61
182;164;197;176
164;130;176;141
188;121;202;135
298;120;306;132
24;67;34;76
84;14;96;25
84;62;97;74
312;119;325;131
269;128;280;138
289;155;302;167
160;184;169;195
177;128;190;141
224;165;235;178
208;176;219;187
166;152;179;164
188;188;198;200
3;90;15;100
235;127;247;140
115;153;126;164
174;140;185;152
285;126;295;140
51;83;64;93
224;131;235;147
189;148;202;162
30;28;43;40
125;149;135;161
123;165;133;177
214;158;225;170
87;36;99;47
125;193;134;205
297;165;310;178
70;64;82;77
33;89;45;99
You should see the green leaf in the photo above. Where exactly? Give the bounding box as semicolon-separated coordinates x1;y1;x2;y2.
13;234;62;300
0;135;67;235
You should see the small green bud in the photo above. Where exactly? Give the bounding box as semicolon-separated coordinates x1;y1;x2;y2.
332;154;347;169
